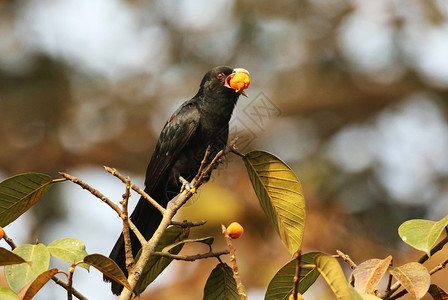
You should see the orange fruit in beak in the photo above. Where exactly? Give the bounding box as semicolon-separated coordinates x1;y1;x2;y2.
229;73;250;92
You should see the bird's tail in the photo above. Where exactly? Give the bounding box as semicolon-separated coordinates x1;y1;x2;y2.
105;195;164;295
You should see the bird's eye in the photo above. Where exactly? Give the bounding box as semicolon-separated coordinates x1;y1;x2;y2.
217;73;225;79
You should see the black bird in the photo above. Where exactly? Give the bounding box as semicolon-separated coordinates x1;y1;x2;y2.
106;66;250;295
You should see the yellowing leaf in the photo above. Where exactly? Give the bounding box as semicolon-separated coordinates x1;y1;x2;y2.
314;253;351;300
20;268;60;300
388;262;430;299
352;256;392;294
242;151;305;254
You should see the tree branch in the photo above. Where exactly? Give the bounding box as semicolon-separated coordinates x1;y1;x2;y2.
118;149;227;300
104;166;165;214
121;176;134;273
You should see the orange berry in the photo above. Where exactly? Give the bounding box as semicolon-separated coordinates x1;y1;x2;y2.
0;227;3;240
226;222;244;239
229;73;250;92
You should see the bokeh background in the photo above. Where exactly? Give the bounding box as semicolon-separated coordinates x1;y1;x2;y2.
1;0;448;299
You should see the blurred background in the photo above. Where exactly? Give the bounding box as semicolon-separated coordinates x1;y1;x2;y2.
1;0;448;299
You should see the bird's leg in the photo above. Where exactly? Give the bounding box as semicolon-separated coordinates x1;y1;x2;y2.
179;176;195;193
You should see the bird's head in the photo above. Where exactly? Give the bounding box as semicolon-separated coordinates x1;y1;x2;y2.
200;66;250;98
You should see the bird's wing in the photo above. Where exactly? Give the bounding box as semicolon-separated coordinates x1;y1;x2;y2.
143;100;200;194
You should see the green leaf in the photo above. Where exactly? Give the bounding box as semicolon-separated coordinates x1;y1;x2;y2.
19;268;60;300
388;262;430;300
265;252;320;300
428;284;448;300
0;247;26;266
4;243;50;294
134;225;190;295
0;287;19;300
352;256;392;294
314;253;351;300
242;150;305;254
398;214;448;256
204;263;239;300
162;236;214;252
83;254;131;291
0;173;54;227
48;238;89;270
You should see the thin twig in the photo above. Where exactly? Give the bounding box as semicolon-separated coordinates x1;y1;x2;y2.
336;250;357;269
292;250;302;300
336;250;358;287
151;250;229;261
194;150;224;186
59;172;146;246
3;231;17;249
429;257;448;275
170;220;207;228
230;143;244;158
193;145;211;183
104;166;165;214
51;274;88;300
121;176;134;273
222;224;247;300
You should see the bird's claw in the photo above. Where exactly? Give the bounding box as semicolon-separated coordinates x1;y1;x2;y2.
179;176;196;194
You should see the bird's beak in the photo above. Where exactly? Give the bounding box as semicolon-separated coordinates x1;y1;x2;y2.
225;68;250;97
